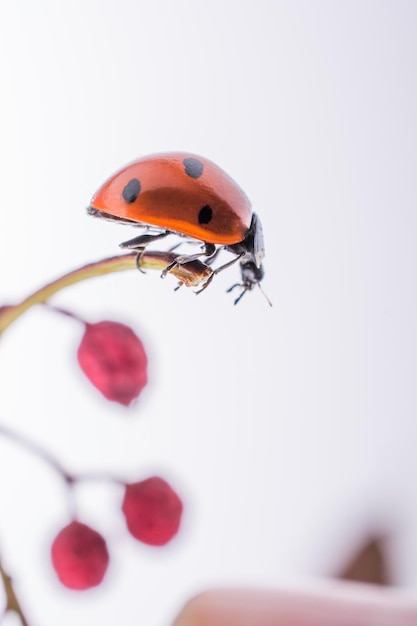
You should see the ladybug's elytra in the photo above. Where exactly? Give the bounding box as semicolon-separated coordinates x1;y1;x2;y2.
88;152;267;303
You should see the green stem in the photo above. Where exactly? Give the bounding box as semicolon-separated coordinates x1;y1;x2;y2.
0;251;212;335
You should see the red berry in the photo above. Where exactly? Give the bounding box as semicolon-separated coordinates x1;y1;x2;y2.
77;321;148;406
51;521;109;590
122;477;183;546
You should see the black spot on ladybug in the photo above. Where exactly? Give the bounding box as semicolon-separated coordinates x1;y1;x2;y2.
183;157;204;179
122;178;141;203
198;205;213;224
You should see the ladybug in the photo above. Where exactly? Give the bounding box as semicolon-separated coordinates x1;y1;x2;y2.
88;152;267;304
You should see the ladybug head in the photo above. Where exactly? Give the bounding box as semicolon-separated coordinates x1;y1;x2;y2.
226;259;271;306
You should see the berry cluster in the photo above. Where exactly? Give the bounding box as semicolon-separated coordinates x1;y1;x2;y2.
0;300;185;609
52;476;183;590
52;316;183;589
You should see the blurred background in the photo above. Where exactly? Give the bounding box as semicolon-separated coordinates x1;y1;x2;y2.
0;1;416;624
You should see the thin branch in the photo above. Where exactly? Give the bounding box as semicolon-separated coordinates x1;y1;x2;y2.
0;424;74;485
0;423;126;489
0;559;30;626
41;302;88;324
0;251;213;335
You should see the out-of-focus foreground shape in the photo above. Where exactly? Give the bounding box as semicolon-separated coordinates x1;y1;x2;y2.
172;583;417;626
336;533;392;586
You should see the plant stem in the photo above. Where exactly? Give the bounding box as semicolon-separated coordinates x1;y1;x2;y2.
0;251;213;335
0;558;30;626
0;252;213;620
0;424;74;485
0;423;126;489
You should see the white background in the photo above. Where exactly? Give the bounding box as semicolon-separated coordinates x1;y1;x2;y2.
0;1;416;624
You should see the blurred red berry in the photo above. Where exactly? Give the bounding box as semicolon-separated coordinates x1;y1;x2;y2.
77;321;148;406
51;521;109;590
122;477;183;546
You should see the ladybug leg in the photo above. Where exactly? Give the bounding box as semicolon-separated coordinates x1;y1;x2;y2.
194;271;215;295
226;282;248;305
135;251;147;274
194;252;244;296
120;231;171;273
161;243;216;278
212;251;244;275
203;247;222;267
119;230;170;250
193;251;243;295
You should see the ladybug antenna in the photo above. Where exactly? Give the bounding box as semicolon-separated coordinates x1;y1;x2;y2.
258;282;273;307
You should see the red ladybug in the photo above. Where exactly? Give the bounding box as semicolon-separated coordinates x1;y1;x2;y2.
88;152;267;303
